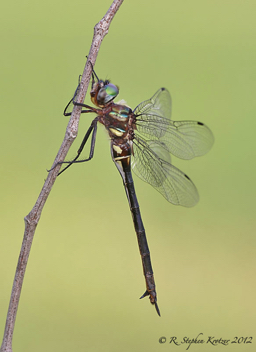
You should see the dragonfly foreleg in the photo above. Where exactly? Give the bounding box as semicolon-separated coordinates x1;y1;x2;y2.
64;81;98;116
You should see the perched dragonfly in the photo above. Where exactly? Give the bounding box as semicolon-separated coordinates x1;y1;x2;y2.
54;65;214;316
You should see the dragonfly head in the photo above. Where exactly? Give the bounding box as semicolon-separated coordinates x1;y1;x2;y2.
90;72;119;107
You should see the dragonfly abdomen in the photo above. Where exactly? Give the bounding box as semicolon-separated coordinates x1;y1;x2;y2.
111;140;160;316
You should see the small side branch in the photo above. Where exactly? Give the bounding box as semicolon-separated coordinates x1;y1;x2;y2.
0;1;123;351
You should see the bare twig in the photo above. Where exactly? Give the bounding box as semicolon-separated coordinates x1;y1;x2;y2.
0;1;124;351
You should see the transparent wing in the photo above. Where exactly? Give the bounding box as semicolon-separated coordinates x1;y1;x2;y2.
133;88;172;138
132;137;199;207
134;88;214;160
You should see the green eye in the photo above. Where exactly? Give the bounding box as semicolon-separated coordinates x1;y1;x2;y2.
105;84;119;98
97;83;119;105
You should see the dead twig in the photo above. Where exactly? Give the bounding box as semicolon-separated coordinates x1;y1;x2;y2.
0;1;124;351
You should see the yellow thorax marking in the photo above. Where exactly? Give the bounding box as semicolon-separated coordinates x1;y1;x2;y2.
109;128;123;137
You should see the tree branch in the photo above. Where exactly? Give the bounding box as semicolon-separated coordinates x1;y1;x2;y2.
0;1;124;351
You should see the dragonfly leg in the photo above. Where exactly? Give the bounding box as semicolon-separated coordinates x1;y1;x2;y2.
58;117;98;175
48;118;98;175
64;80;98;116
64;97;97;116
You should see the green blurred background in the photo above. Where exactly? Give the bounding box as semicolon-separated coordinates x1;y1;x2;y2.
1;0;255;351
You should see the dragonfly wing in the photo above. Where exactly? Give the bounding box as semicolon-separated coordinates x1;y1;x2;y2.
133;88;172;139
134;89;214;159
159;120;214;160
132;137;199;207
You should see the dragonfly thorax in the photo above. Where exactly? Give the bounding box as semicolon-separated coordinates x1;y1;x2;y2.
99;103;135;142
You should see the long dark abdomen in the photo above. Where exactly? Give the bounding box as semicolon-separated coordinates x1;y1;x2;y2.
111;141;160;316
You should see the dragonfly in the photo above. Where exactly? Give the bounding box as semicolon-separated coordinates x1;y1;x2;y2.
54;64;214;316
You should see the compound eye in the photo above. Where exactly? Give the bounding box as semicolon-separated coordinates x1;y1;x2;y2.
97;83;119;105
